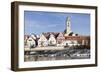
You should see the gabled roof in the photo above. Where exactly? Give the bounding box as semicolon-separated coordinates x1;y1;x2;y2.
31;33;37;38
57;32;65;40
24;35;30;40
42;32;50;39
42;32;59;39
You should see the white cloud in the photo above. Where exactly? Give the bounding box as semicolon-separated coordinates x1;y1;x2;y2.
25;20;60;29
46;24;60;28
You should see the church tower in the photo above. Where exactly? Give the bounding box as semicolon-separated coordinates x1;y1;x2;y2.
65;16;71;35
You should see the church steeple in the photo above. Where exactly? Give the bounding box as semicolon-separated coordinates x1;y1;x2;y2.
65;17;71;34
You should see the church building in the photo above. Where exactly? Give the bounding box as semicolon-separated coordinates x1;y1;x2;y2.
64;16;90;46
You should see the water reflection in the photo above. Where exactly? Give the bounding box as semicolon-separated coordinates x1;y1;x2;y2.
24;48;90;62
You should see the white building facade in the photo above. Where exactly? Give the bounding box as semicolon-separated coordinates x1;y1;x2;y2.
38;34;48;47
27;37;36;48
48;34;56;46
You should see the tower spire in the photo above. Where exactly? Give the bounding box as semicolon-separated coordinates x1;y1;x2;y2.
66;16;71;34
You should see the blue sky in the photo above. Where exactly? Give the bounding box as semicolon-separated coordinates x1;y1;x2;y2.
24;11;90;35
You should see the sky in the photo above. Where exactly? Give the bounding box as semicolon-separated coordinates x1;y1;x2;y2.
24;11;90;36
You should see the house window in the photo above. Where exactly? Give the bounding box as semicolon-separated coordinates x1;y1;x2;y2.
58;41;61;44
29;39;32;41
50;41;52;44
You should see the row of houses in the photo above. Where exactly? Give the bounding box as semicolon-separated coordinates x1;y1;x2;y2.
24;32;90;48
